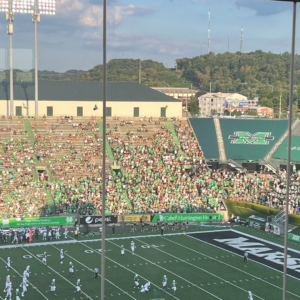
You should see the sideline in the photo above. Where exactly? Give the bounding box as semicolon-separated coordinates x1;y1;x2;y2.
0;229;228;249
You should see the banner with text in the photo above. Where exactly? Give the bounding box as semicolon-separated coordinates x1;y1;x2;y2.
152;213;224;223
289;233;300;242
117;215;151;223
0;216;75;228
80;215;118;225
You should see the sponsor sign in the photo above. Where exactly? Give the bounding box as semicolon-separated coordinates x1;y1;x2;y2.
228;132;274;145
0;216;75;228
289;233;300;242
249;215;267;223
226;99;249;108
189;231;300;278
152;213;224;223
273;225;281;235
117;215;151;223
238;218;248;226
249;221;265;231
79;215;118;225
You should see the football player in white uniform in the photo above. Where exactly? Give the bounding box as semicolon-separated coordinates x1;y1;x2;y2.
144;281;150;293
162;275;167;291
60;249;64;264
55;229;60;240
131;241;135;255
248;291;253;300
42;229;47;241
4;285;12;300
64;228;68;239
21;277;27;297
7;257;11;271
4;276;11;293
68;265;74;278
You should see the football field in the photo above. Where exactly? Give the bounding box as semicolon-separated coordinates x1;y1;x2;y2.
0;227;300;300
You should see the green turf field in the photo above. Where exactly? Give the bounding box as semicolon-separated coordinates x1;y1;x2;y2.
0;226;299;300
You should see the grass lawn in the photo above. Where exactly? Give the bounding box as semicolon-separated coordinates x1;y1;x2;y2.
0;225;299;300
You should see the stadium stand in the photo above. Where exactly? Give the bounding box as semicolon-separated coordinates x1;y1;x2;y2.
219;119;288;160
273;135;300;161
189;118;219;159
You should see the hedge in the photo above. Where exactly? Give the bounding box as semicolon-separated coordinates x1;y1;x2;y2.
225;200;300;226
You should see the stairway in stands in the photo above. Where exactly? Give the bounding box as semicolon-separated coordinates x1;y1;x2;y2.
269;210;297;234
213;118;227;162
262;118;300;173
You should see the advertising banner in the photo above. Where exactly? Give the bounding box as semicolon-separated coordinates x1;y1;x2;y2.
288;233;300;242
79;215;118;225
225;99;249;109
151;213;224;223
273;225;281;235
117;215;151;223
249;220;265;231
0;216;75;228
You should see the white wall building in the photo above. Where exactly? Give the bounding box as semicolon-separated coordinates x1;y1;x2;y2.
198;92;248;115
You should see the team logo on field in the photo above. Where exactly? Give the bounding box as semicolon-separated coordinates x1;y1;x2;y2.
228;132;274;145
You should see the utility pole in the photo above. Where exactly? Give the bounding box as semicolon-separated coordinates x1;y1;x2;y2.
240;27;243;53
201;41;203;55
208;6;210;54
7;0;14;116
279;92;282;119
138;60;141;84
228;35;230;53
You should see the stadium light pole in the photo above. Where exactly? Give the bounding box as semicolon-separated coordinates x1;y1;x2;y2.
7;0;14;116
269;1;297;300
33;0;56;116
32;0;40;117
101;0;107;299
0;0;56;117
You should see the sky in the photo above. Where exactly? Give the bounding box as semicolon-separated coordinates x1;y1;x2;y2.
0;0;297;72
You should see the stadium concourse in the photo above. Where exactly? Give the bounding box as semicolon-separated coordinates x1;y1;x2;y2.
1;115;300;220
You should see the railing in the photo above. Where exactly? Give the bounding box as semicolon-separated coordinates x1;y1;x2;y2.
213;118;227;162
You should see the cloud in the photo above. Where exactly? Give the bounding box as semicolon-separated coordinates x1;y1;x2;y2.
235;0;291;16
79;5;155;27
81;30;197;58
57;0;88;12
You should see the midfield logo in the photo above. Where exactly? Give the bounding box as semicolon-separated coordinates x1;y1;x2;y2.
228;132;274;145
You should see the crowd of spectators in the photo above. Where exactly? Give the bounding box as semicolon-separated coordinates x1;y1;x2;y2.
1;116;300;219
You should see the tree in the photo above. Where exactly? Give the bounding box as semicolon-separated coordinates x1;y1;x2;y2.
260;97;274;108
188;101;199;114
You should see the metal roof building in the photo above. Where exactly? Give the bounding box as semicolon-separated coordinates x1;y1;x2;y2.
0;81;182;117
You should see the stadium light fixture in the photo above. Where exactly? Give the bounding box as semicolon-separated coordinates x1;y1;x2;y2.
268;1;298;300
0;0;55;116
32;0;55;116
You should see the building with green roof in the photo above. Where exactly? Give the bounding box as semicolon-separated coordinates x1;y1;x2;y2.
0;81;182;117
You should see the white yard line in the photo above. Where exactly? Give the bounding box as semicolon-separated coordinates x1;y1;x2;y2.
50;244;137;300
0;256;49;300
107;240;222;300
66;235;180;300
135;238;265;300
21;247;93;300
163;236;300;299
0;230;228;249
187;232;300;282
